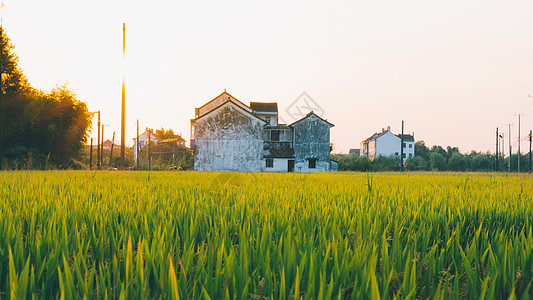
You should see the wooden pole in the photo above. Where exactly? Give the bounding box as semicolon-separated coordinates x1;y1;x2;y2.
120;23;126;170
400;121;404;172
101;124;105;168
136;119;140;170
89;138;93;170
109;131;115;167
97;111;100;170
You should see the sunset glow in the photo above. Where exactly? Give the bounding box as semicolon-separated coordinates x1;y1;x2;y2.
3;0;533;152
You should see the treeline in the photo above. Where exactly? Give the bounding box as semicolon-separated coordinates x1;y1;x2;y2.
332;141;533;172
0;27;91;169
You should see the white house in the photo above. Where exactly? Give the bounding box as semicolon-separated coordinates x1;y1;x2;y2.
360;126;415;163
190;90;335;172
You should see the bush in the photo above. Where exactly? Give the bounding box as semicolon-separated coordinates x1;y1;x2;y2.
406;156;427;171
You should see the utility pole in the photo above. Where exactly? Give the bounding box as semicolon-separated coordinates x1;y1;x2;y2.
400;120;404;172
495;127;499;171
136;119;139;170
529;130;533;173
120;23;126;170
109;131;115;167
100;124;105;168
507;123;512;172
89;138;93;170
500;132;505;171
147;128;152;171
516;114;523;172
97;111;101;170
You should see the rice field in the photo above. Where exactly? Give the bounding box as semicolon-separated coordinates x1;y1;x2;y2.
1;171;532;299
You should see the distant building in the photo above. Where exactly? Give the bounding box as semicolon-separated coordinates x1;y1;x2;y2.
360;126;414;163
349;148;360;156
190;90;335;172
133;129;186;162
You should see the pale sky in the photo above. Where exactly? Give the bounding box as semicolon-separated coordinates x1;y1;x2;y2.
3;0;533;153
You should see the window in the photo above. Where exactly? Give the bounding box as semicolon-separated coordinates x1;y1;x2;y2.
266;159;273;168
271;130;280;141
409;144;413;148
308;158;317;169
265;116;271;125
395;152;398;156
402;142;406;148
409;153;413;158
402;153;406;158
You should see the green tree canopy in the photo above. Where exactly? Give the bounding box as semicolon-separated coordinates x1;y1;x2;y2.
1;27;91;168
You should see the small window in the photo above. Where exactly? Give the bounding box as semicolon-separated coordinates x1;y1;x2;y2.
409;144;413;148
409;153;413;158
265;116;271;125
308;158;317;169
271;130;280;141
402;153;406;158
402;142;406;148
266;159;273;168
395;152;398;156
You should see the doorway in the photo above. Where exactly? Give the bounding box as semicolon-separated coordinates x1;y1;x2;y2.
288;160;295;172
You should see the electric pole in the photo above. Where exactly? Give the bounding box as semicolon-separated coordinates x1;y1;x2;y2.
507;124;512;172
529;130;533;173
399;121;404;172
109;131;115;167
89;138;93;170
136;119;139;170
100;124;105;167
97;111;101;170
120;23;126;170
516;114;523;172
500;132;505;168
147;128;152;171
495;127;499;171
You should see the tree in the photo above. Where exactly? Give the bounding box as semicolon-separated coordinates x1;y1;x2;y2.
429;152;446;171
448;152;471;171
471;153;491;171
415;140;430;162
406;156;427;171
1;27;91;168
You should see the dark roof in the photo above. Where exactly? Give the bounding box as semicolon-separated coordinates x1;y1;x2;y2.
250;102;278;113
396;134;415;142
263;148;295;158
194;99;267;124
362;131;387;142
288;111;334;127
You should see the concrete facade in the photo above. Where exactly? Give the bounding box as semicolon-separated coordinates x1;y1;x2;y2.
190;91;334;172
292;113;334;172
192;101;265;171
360;126;415;163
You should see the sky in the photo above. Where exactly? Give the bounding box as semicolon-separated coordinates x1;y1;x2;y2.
3;0;533;153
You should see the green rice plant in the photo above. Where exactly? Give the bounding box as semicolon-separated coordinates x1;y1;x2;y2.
0;171;531;299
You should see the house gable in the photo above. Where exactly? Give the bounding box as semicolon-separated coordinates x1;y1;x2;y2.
196;90;252;118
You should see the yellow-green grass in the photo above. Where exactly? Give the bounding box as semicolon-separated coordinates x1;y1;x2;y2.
0;171;532;299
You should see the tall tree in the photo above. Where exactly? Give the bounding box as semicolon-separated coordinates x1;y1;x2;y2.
1;27;91;168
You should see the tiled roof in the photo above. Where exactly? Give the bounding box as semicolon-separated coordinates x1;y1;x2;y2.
250;102;278;113
396;134;415;142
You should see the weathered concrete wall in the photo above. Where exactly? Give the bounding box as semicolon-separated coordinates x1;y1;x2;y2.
194;102;264;171
264;158;291;172
292;114;332;172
